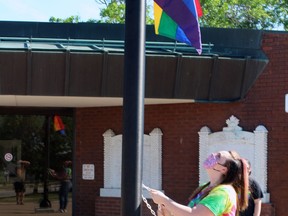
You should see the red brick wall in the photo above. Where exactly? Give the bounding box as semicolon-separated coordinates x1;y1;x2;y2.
262;203;275;216
74;107;123;216
258;32;288;216
74;31;287;216
95;197;158;216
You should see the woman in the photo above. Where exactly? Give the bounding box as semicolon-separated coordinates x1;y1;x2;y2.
48;160;72;213
149;150;249;216
240;160;263;216
14;160;30;205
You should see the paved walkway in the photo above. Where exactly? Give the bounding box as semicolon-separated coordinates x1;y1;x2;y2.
0;200;72;216
0;186;72;216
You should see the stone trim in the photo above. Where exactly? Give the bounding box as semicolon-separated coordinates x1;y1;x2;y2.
100;128;163;198
199;115;269;202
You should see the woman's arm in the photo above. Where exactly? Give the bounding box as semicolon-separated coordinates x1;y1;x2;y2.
150;190;214;216
253;198;262;216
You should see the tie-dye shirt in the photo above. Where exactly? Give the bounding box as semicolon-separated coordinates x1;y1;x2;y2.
188;184;237;216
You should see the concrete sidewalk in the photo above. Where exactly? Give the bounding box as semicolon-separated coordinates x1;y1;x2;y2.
0;183;72;215
0;199;72;216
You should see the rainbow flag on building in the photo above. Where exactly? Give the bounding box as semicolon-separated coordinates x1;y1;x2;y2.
54;115;66;135
154;0;203;54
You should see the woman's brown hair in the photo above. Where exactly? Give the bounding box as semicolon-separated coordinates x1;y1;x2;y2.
188;151;249;215
223;152;249;214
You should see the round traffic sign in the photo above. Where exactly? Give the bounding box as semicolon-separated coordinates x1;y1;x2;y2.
4;153;13;162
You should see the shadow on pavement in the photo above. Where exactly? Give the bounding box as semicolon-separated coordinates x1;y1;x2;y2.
0;200;72;216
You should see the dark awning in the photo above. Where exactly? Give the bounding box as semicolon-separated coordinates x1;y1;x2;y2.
0;22;268;109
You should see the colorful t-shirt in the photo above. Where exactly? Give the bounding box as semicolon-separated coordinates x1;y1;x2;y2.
188;184;237;216
65;167;72;179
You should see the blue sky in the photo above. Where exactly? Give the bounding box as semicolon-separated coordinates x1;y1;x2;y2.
0;0;102;22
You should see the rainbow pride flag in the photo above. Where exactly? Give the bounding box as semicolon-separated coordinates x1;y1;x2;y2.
54;115;66;135
154;0;203;54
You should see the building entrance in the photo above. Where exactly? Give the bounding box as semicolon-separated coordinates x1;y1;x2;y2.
0;115;73;216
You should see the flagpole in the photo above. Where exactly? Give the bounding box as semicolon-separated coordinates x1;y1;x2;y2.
121;0;146;215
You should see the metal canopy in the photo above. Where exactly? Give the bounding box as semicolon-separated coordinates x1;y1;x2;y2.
0;37;213;54
0;22;269;111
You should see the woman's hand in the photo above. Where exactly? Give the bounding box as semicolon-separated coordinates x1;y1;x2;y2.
158;204;173;216
157;205;165;216
157;205;164;216
150;189;169;205
48;168;56;177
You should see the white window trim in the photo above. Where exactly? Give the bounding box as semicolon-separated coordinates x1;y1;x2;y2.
199;115;270;203
100;128;163;198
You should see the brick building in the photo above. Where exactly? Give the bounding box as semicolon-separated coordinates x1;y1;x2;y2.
74;30;286;216
1;23;288;216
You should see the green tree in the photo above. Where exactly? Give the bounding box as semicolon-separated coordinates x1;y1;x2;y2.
0;115;45;183
48;0;286;30
96;0;287;29
96;0;154;24
99;1;126;23
199;0;287;30
0;115;73;184
49;15;82;23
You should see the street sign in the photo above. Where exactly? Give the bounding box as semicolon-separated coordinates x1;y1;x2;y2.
82;164;95;180
4;153;13;162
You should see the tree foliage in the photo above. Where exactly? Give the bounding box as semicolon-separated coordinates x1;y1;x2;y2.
49;15;81;23
96;0;154;24
199;0;287;30
49;0;287;29
95;0;287;30
99;1;126;23
0;115;73;183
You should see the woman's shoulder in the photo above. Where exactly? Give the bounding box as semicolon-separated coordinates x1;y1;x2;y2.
212;184;236;195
